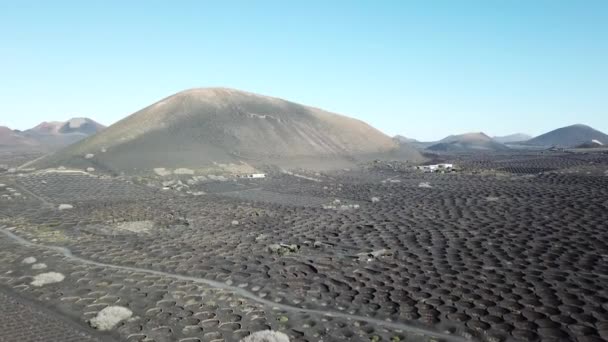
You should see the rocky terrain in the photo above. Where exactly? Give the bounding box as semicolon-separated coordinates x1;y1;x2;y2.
1;149;608;341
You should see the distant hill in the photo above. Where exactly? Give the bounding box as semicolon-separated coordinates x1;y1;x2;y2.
427;132;509;152
0;126;40;150
58;118;105;135
493;133;532;144
525;124;608;148
394;135;418;143
27;88;422;173
0;118;104;153
574;139;604;149
24;118;105;148
28;121;65;135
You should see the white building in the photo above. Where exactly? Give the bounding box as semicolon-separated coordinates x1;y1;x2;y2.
417;164;454;173
438;163;453;170
419;165;438;173
238;173;266;179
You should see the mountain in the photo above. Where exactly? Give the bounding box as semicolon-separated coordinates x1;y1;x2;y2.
24;118;105;148
27;88;422;173
493;133;532;144
28;121;65;134
525;124;608;148
394;135;418;143
574;139;604;149
427;132;509;152
58;118;105;135
0;118;104;154
0;126;40;150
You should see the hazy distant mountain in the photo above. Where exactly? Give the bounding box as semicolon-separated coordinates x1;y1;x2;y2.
0;126;40;150
58;118;106;135
24;118;105;148
1;118;104;153
493;133;532;144
28;121;65;135
574;139;604;149
394;135;418;143
427;132;509;152
28;88;422;173
525;124;608;148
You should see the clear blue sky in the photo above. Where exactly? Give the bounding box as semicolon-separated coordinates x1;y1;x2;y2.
1;1;606;141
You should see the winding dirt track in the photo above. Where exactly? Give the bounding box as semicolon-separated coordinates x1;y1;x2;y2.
0;226;468;342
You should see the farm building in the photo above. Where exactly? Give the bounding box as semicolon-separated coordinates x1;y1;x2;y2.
417;164;454;173
238;173;266;179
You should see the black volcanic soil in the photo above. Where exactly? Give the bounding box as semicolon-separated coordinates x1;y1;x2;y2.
1;150;608;341
0;149;46;168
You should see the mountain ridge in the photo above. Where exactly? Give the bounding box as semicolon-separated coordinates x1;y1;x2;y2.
26;88;422;173
427;132;509;152
524;124;608;147
493;133;532;144
0;118;105;152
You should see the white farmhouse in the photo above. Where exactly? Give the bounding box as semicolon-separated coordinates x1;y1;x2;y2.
238;173;266;179
417;164;454;173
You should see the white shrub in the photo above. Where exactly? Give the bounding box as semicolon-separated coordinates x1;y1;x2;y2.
154;168;172;177
31;272;65;286
22;257;37;264
174;168;195;175
240;330;290;342
32;263;47;270
89;306;133;331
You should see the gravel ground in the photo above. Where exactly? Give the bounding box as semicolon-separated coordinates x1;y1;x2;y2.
1;150;608;342
0;285;112;342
